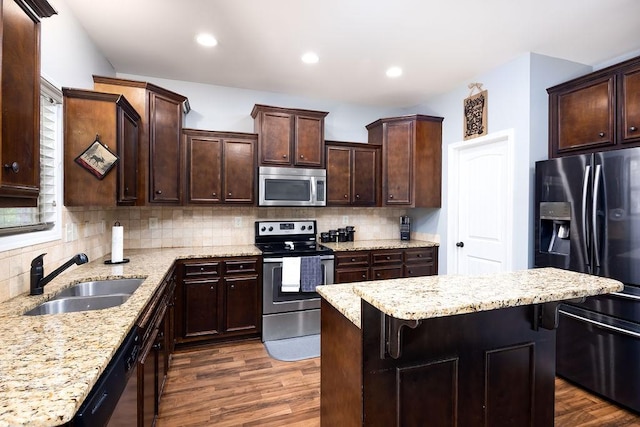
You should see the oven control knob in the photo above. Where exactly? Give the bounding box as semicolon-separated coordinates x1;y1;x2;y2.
261;227;266;232
268;226;273;231
301;225;306;230
308;225;313;231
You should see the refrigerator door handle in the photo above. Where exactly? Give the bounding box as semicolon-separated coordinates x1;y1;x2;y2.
560;309;640;339
582;165;591;266
593;164;602;268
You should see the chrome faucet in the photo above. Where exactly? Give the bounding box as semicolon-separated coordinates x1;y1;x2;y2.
30;253;89;295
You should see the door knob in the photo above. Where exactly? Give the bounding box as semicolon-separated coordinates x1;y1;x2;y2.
456;242;464;248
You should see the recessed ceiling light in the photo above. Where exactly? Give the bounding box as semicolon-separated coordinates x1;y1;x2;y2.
386;66;403;78
196;33;218;47
301;52;319;64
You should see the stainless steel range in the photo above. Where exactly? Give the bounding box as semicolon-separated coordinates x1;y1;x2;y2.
255;220;334;341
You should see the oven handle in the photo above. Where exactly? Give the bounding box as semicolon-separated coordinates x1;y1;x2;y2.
264;255;335;263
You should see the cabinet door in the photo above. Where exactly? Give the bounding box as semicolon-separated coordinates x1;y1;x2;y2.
555;76;615;154
295;114;324;167
187;135;222;203
139;328;159;427
384;121;413;205
259;112;292;166
223;139;255;203
149;92;182;203
224;275;259;333
335;267;369;284
183;279;222;338
326;145;351;205
621;66;640;144
0;0;41;204
371;266;404;280
352;146;378;206
118;107;139;204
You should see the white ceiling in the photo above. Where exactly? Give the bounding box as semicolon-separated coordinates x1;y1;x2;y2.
62;0;640;108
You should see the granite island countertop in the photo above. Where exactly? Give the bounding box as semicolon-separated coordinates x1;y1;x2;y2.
0;245;261;427
322;239;438;252
316;267;624;329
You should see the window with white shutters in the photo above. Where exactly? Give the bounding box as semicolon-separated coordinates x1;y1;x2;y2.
0;78;61;239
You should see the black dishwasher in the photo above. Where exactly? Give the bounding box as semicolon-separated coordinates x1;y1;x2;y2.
73;326;139;426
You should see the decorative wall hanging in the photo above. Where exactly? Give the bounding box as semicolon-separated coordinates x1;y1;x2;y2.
463;83;488;140
74;135;119;180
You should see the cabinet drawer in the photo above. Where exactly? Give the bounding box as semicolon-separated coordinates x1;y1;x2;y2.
336;251;370;267
335;267;369;284
404;264;435;277
371;266;404;280
224;258;259;275
183;262;221;278
371;250;403;266
404;248;435;264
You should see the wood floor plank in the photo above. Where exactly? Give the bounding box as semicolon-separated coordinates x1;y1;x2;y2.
157;339;640;426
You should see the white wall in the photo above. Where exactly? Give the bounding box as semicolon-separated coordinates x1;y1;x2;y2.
409;53;593;273
41;0;115;89
118;73;401;142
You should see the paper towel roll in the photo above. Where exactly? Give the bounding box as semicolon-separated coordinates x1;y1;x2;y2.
111;222;124;263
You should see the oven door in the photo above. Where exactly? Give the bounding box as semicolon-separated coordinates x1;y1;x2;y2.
263;255;334;314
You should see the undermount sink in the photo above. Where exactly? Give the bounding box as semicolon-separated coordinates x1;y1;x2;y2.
24;278;145;316
24;294;131;316
54;278;144;298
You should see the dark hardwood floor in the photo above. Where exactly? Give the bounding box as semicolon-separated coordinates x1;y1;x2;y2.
157;339;640;426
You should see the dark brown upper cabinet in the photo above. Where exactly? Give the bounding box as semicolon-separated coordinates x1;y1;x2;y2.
326;141;379;206
251;104;328;168
0;0;56;207
366;114;443;208
548;55;640;158
63;89;140;206
93;76;189;205
183;129;257;205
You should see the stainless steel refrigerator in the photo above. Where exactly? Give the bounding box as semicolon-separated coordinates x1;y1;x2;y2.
535;147;640;414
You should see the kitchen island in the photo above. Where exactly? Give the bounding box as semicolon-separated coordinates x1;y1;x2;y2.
316;268;623;427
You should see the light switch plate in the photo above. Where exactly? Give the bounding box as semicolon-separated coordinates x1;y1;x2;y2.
149;217;158;229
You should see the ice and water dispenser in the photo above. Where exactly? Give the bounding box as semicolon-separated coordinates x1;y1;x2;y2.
539;202;571;255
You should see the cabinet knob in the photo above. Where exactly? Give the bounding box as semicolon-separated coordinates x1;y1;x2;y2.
408;270;412;274
598;132;605;138
362;274;366;279
282;154;288;158
344;194;348;199
389;194;394;199
212;192;217;197
355;194;360;199
300;155;304;159
417;254;422;258
230;284;235;289
3;162;19;173
210;286;214;290
239;265;244;269
124;187;129;193
156;190;162;195
228;192;232;196
376;273;381;277
631;126;638;132
351;258;356;262
200;267;205;271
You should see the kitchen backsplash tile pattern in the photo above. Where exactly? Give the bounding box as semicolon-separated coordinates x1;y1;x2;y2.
0;206;407;303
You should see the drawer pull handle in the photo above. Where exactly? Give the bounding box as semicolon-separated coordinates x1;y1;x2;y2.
351;258;356;262
386;256;390;260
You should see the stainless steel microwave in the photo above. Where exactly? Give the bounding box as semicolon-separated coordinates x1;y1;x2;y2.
258;166;326;207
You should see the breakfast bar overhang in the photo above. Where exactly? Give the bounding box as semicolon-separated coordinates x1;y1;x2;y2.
317;268;623;426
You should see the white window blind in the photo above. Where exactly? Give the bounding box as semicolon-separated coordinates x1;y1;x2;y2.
0;78;61;236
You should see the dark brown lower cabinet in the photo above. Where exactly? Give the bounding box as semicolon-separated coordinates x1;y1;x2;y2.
175;257;262;346
321;299;556;426
335;246;438;284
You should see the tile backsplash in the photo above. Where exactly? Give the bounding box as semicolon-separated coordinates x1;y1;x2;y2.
0;206;406;303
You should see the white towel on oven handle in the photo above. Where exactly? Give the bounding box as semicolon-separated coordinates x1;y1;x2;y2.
281;257;301;292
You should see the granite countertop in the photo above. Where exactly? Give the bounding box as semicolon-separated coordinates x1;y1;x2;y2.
322;239;439;252
316;267;623;328
0;245;261;427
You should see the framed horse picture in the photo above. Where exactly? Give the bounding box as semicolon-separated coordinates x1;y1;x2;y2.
75;136;119;180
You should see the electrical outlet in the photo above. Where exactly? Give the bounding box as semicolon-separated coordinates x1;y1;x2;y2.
342;215;349;225
234;217;243;228
100;220;106;234
149;217;158;229
65;223;77;242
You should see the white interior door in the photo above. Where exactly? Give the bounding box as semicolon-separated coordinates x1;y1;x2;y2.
448;130;514;275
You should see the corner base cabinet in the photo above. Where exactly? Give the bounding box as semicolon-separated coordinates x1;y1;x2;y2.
175;257;262;346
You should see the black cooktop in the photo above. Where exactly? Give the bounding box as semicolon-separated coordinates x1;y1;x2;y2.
254;220;333;257
255;241;333;257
